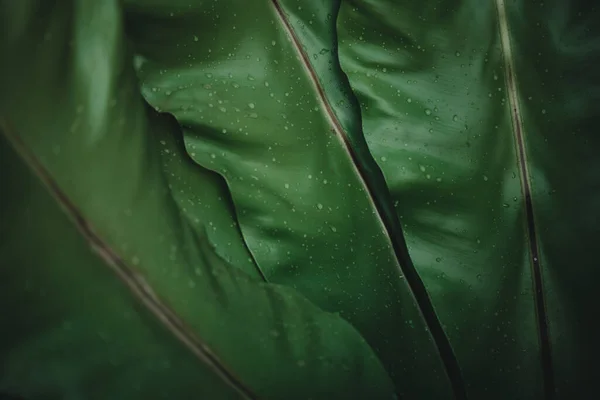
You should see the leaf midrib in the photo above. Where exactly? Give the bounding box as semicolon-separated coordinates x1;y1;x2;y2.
270;1;468;398
0;119;257;400
494;1;555;398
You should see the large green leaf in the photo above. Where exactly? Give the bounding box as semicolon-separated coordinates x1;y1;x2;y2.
125;0;472;397
337;0;600;398
0;1;397;398
2;0;598;398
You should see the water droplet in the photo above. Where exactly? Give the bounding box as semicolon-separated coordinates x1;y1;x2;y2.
380;156;387;162
455;51;461;57
248;103;255;109
425;108;432;115
407;98;412;103
452;115;459;122
435;257;442;262
284;183;290;189
193;35;199;42
483;175;489;181
316;203;323;210
419;165;426;172
271;40;276;46
205;73;213;79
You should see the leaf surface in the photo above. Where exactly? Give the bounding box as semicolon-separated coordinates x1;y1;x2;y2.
3;0;597;398
337;0;600;398
126;0;475;397
0;1;397;398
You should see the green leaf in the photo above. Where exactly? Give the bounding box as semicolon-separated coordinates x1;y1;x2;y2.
126;0;469;397
3;0;598;398
0;1;397;398
337;0;600;398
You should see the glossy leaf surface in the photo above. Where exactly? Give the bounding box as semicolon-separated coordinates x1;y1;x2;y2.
0;1;396;398
127;0;461;397
338;0;600;398
1;0;598;399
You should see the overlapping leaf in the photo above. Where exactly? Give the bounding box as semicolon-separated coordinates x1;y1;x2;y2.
0;1;398;398
338;0;600;398
2;0;598;399
126;0;480;397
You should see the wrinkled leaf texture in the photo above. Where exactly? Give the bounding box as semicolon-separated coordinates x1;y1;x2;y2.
0;0;598;399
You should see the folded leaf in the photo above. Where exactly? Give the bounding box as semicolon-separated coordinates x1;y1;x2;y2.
338;0;600;398
0;1;397;398
126;0;472;397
